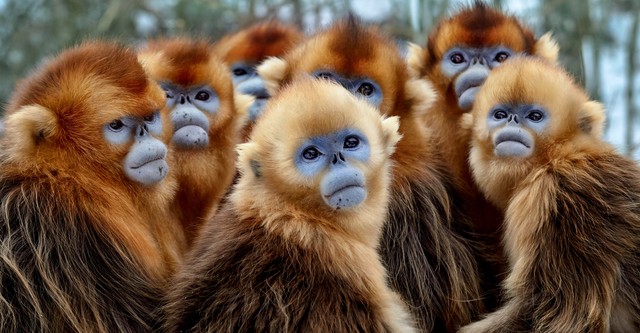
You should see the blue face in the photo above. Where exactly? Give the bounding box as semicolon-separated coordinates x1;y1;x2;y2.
230;62;270;121
311;70;383;109
295;128;371;210
159;82;220;149
487;104;549;158
102;111;169;186
440;46;516;110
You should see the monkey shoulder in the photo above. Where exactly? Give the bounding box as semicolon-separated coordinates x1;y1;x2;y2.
0;178;162;332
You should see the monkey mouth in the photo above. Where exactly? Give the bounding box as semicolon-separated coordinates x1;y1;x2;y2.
493;131;534;158
130;154;166;170
323;184;367;210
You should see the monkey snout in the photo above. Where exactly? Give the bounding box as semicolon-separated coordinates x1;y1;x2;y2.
320;168;367;210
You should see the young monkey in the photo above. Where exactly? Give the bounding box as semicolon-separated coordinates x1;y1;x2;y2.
163;78;414;333
460;56;640;333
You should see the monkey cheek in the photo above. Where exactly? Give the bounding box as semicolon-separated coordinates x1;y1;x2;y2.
457;87;479;110
173;126;209;149
323;186;367;210
494;141;533;158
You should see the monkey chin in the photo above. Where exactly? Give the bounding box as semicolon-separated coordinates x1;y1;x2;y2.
323;186;367;210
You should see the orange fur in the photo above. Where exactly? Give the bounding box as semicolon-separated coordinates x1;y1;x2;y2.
462;56;640;333
0;40;186;332
138;38;245;244
213;20;303;65
258;17;483;332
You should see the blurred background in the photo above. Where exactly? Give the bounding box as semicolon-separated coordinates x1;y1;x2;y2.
0;0;638;156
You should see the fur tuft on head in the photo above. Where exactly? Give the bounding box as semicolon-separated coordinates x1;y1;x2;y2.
533;32;560;63
256;56;289;95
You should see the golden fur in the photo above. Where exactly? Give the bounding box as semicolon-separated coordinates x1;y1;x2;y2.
138;38;250;243
408;1;560;311
0;41;186;332
461;56;640;333
163;78;414;332
258;17;484;332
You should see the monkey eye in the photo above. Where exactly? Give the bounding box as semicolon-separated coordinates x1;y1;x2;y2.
164;90;174;99
344;136;360;149
232;68;248;76
526;111;544;122
302;147;322;161
108;119;125;131
493;110;508;120
143;114;155;122
316;72;334;80
450;52;465;64
195;91;210;101
356;83;374;97
494;52;510;63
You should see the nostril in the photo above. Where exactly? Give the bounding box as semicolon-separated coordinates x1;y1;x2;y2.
338;152;345;162
180;95;186;104
332;154;338;164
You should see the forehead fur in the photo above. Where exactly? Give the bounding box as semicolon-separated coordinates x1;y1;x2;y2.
428;1;535;58
474;57;590;133
214;21;303;64
251;79;382;150
8;40;162;124
139;38;231;90
283;17;407;116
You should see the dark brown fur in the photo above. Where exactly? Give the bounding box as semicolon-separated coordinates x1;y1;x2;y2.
258;18;483;332
0;41;184;332
462;57;640;333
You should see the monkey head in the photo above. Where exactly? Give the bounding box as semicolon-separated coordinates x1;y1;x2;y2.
467;56;605;207
236;78;400;227
138;38;245;151
258;17;424;119
409;1;559;112
213;21;303;122
4;41;170;187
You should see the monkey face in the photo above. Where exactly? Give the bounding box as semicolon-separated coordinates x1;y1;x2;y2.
103;111;169;186
295;128;371;210
486;104;548;158
441;46;516;110
161;82;221;149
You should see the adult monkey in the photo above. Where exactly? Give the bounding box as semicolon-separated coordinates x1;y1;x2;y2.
259;16;483;332
460;56;640;333
407;1;559;310
0;41;186;332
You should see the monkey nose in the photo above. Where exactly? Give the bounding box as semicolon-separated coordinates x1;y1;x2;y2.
136;124;149;137
332;152;346;164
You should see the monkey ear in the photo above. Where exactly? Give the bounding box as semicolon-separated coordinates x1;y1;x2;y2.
234;92;255;131
534;32;559;64
6;105;59;150
237;142;262;178
406;42;425;79
404;78;437;117
381;116;402;155
578;100;606;138
257;56;288;96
